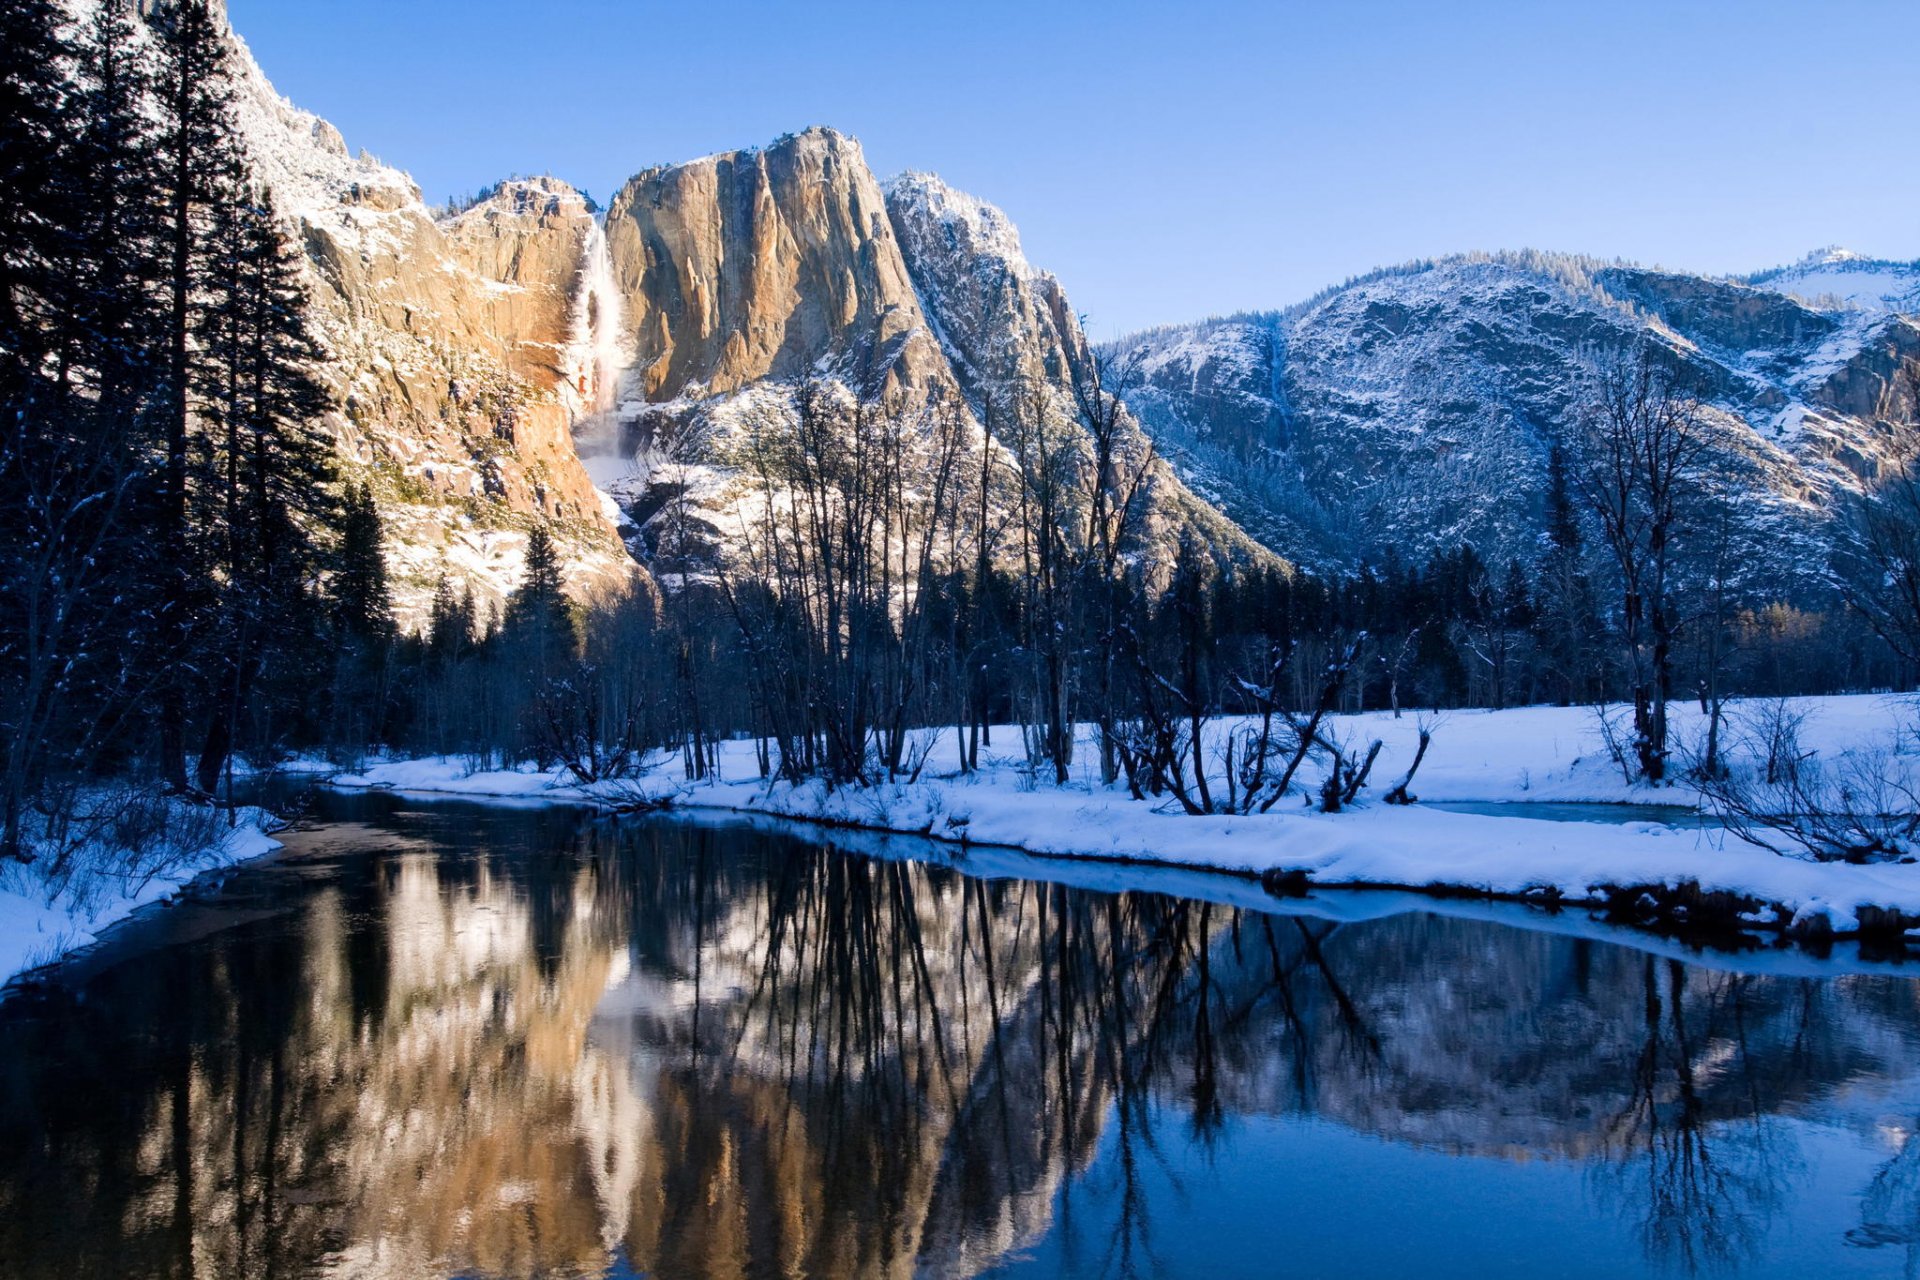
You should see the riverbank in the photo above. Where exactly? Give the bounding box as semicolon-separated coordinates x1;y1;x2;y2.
0;803;281;989
331;694;1920;942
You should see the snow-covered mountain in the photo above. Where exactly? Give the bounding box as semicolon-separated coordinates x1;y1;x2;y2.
220;40;637;626
97;3;1920;609
214;1;1282;601
1109;249;1920;578
84;0;638;628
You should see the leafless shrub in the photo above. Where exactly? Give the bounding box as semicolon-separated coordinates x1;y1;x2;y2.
1383;714;1442;805
1593;702;1640;785
1692;702;1920;863
11;782;231;913
1315;729;1383;812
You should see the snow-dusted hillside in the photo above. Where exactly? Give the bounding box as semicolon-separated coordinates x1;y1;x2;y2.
1111;249;1920;578
1742;246;1920;311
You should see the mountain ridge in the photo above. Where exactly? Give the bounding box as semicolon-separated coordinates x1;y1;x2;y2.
116;1;1920;614
1106;248;1920;578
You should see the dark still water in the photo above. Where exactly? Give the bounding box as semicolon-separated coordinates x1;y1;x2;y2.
4;794;1920;1279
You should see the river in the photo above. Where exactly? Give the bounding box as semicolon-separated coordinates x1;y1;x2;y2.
2;788;1918;1278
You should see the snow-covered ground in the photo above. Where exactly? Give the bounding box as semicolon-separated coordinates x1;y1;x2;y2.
0;805;281;990
331;694;1920;938
8;696;1907;992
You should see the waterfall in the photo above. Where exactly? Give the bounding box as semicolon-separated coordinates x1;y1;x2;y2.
565;217;628;435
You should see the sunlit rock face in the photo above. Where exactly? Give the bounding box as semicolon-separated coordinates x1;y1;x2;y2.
606;129;948;406
592;128;1274;580
8;810;1920;1279
228;48;639;625
84;5;644;628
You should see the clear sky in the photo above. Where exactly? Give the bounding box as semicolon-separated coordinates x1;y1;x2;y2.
227;0;1920;338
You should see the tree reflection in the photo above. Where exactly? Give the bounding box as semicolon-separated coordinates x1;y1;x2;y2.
0;805;1915;1279
1852;1118;1920;1278
1588;959;1799;1274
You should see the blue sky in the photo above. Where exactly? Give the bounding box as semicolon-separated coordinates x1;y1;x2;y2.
228;0;1920;337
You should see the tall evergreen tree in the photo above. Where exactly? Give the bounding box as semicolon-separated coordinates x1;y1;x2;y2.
333;483;392;646
192;188;339;790
504;525;577;668
1538;442;1598;704
150;0;241;788
0;0;76;376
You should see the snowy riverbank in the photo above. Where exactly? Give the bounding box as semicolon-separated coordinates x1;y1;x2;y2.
0;806;281;989
330;694;1920;939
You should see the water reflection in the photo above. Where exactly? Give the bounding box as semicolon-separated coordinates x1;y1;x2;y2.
2;797;1920;1279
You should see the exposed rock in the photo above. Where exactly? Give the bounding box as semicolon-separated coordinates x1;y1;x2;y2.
605;129;947;405
594;131;1276;578
217;23;639;628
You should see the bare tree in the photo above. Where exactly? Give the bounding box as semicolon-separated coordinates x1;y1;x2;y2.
723;379;976;787
1071;347;1157;786
1004;377;1087;783
1575;340;1709;783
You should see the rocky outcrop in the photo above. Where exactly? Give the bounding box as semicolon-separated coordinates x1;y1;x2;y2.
222;29;637;628
884;171;1083;402
605;129;949;405
593;131;1275;577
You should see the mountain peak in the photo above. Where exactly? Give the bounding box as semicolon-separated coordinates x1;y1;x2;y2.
886;171;1034;284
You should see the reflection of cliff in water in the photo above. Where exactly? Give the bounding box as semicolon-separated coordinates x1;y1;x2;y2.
3;804;1920;1278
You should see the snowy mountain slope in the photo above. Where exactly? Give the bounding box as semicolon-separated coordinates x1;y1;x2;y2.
224;43;637;625
1741;246;1920;312
1110;250;1920;579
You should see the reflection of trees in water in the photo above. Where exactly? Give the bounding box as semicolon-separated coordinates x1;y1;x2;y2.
1853;1119;1920;1278
1586;959;1797;1274
4;812;1920;1279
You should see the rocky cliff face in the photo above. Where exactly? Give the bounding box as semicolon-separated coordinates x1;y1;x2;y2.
591;130;1273;577
605;130;949;406
1112;249;1920;581
216;22;637;627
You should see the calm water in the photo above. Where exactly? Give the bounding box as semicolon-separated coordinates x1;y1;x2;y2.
3;792;1920;1279
1426;800;1712;826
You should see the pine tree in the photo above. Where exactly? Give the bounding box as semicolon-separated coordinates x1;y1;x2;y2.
0;0;83;856
333;483;392;645
150;0;241;789
322;481;392;755
504;525;577;668
0;0;76;375
192;189;339;790
428;577;471;662
1539;443;1599;704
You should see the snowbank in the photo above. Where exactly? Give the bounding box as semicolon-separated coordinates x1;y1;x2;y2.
331;695;1920;939
0;812;282;989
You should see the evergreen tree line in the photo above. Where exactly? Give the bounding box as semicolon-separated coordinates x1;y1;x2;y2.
0;0;384;858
